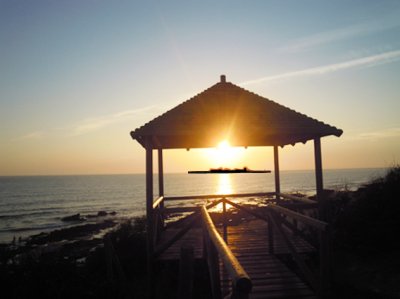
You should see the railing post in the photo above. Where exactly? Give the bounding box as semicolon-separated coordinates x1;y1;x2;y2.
293;208;299;236
267;212;274;254
158;149;165;228
178;245;194;299
319;226;331;298
145;144;154;298
222;198;228;243
231;281;251;299
204;230;222;299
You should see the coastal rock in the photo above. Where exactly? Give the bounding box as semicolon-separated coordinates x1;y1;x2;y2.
86;211;117;218
61;213;84;222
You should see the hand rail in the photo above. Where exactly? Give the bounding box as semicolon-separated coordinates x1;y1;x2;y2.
201;206;252;298
154;199;223;258
267;204;328;231
277;192;316;204
268;211;318;291
267;204;330;296
152;196;164;209
165;192;275;201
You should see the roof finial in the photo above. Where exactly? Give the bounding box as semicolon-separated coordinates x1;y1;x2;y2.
220;74;226;83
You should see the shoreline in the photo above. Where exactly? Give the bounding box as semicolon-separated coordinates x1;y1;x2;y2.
0;168;387;244
0;214;126;266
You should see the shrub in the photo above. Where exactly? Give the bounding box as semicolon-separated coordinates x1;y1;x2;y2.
333;166;400;254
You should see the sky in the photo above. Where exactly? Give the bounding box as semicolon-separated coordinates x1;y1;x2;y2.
1;0;400;175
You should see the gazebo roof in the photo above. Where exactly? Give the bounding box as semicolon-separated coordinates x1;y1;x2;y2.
131;75;342;149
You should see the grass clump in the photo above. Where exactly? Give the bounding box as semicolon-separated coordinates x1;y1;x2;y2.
333;166;400;254
329;166;400;298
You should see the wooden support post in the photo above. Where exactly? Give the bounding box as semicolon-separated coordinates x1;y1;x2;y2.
314;138;325;220
104;236;114;284
318;226;331;298
145;144;154;296
205;231;222;299
158;149;164;199
268;212;274;254
273;146;281;202
158;149;165;228
293;208;299;236
146;146;154;252
222;198;227;243
178;245;194;299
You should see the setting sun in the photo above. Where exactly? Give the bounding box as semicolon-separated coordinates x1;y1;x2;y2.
204;140;245;166
217;140;230;150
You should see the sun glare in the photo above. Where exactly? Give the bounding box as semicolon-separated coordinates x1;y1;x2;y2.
217;140;230;151
205;140;245;166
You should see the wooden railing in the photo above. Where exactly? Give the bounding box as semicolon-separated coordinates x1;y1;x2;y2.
151;191;316;254
266;203;330;297
215;196;330;298
201;206;252;299
151;192;329;298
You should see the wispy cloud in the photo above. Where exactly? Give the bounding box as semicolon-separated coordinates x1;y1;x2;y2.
71;106;155;136
18;131;45;140
359;127;400;140
240;50;400;86
282;15;400;52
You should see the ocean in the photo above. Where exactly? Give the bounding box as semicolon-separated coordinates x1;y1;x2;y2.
0;168;387;243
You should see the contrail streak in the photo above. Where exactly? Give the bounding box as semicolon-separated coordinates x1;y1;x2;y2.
240;50;400;86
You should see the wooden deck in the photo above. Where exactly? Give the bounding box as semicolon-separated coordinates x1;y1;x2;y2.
219;219;316;298
157;218;317;298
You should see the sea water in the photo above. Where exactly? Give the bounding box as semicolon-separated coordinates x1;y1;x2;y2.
0;168;386;243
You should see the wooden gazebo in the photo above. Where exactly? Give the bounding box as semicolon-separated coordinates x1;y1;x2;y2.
130;75;342;298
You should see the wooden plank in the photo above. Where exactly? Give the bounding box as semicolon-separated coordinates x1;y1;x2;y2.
222;219;316;298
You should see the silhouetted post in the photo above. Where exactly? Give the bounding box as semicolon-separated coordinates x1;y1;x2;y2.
158;149;165;228
158;149;164;200
201;208;222;299
146;142;154;295
273;146;281;201
222;198;227;243
314;138;325;220
319;226;331;297
268;212;274;254
178;245;194;299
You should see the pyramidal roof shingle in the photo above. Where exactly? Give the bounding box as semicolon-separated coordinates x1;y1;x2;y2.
131;75;343;149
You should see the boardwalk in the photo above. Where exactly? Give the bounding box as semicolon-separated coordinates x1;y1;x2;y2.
219;219;316;298
158;216;318;298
